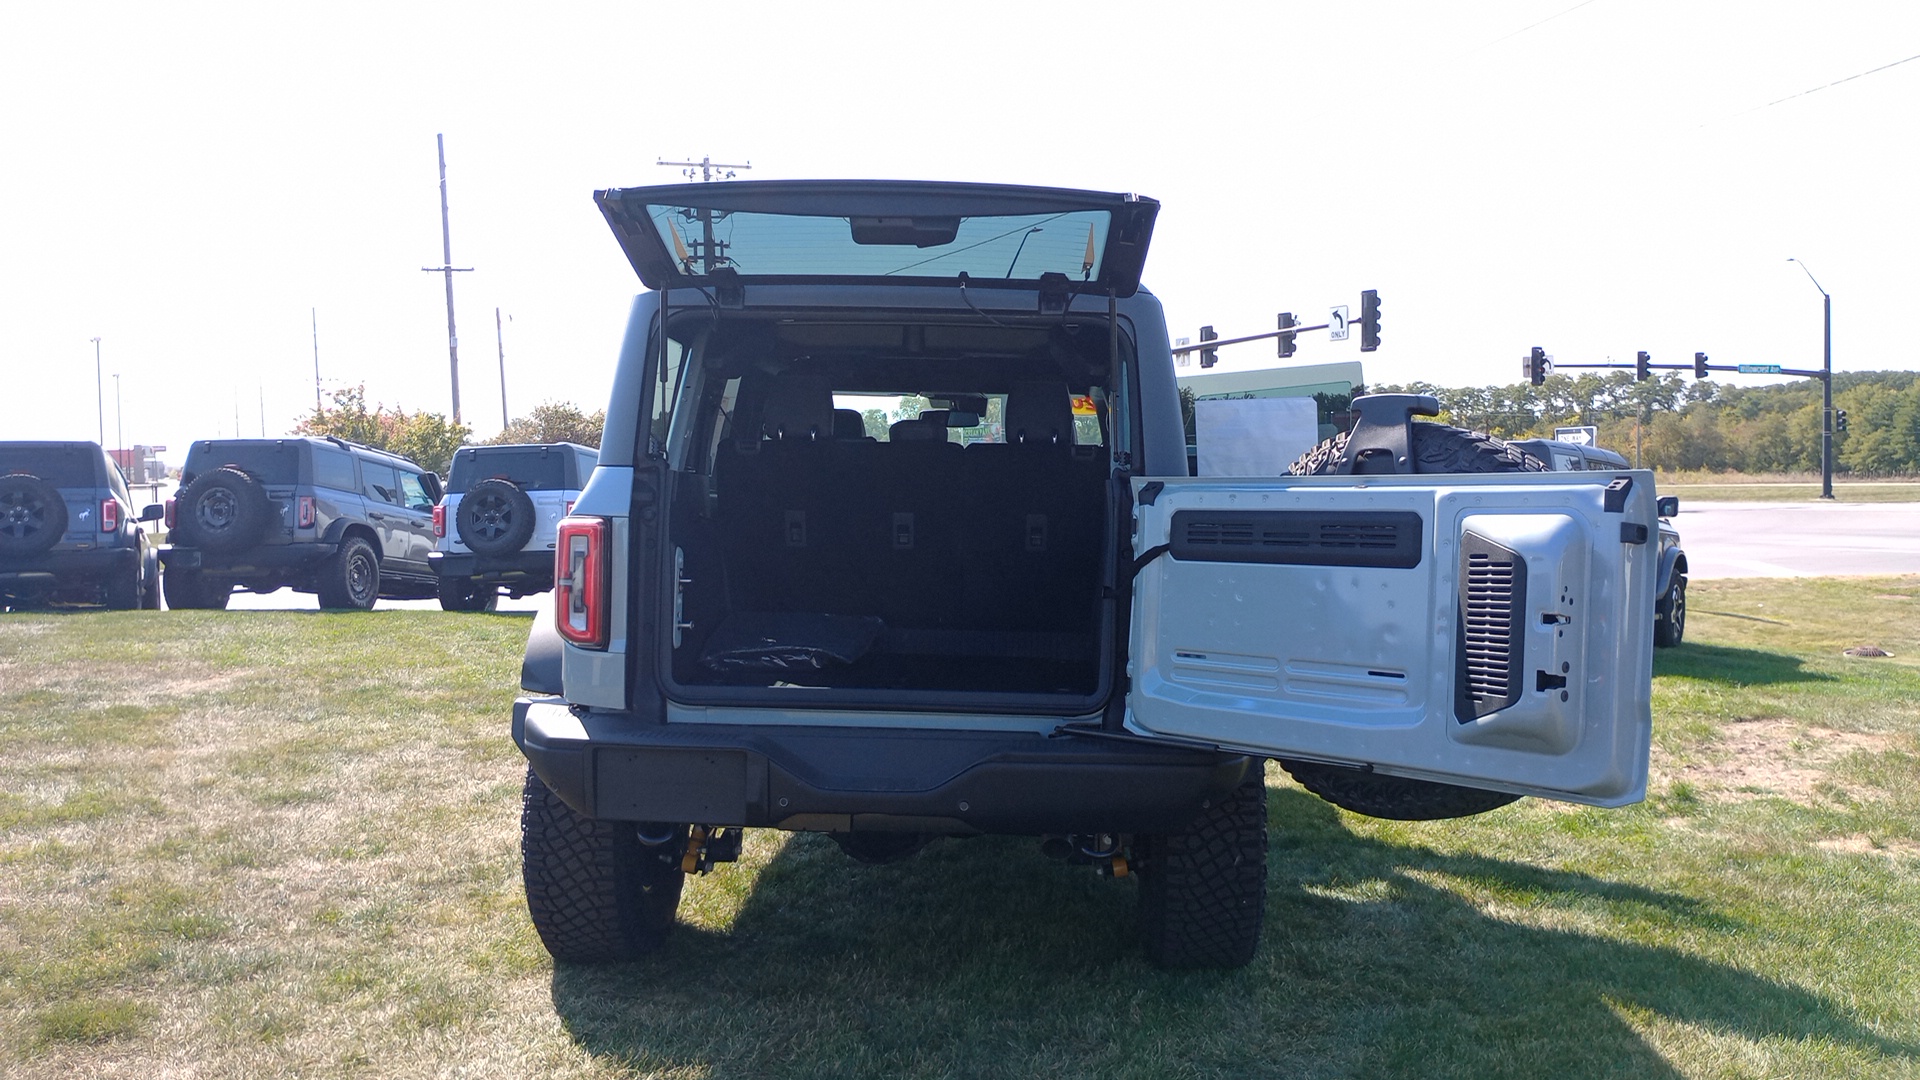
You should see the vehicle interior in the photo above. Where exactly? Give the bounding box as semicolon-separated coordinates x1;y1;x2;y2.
658;314;1127;701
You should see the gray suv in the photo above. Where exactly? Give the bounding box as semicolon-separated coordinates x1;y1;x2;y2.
1;441;162;610
513;181;1661;968
429;442;598;611
162;437;442;610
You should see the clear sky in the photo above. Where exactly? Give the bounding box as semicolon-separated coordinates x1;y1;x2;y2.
4;1;1915;462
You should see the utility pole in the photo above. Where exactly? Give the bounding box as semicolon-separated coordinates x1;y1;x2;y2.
311;307;323;414
658;157;751;272
421;134;474;424
496;307;509;430
91;337;103;445
114;374;123;454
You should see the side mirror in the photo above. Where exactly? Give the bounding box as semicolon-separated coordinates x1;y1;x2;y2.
1655;496;1679;517
140;504;165;523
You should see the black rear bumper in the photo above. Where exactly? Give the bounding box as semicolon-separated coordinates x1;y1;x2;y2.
512;696;1254;836
161;543;336;574
0;547;136;591
430;549;553;588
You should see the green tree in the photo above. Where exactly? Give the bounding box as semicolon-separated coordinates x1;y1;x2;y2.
490;401;605;448
294;384;471;476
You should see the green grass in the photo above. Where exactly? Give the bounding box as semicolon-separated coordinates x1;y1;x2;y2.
1;589;1917;1078
1654;473;1920;503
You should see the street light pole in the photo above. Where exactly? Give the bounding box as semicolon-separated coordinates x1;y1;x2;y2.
114;374;123;456
90;337;103;446
1788;258;1834;500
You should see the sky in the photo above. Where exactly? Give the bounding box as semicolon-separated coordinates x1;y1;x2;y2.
4;1;1916;464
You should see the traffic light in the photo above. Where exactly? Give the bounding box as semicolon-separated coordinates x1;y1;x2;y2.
1694;352;1709;379
1636;350;1651;382
1835;408;1849;432
1199;325;1218;369
1277;312;1297;359
1359;290;1381;352
1526;346;1548;387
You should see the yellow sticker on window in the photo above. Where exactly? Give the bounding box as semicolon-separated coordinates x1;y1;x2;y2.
1070;395;1098;416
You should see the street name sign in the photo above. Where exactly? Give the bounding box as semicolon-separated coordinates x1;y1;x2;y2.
1737;364;1783;374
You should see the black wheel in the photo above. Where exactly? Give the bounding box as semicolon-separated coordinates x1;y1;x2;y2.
521;765;687;963
316;535;380;610
1278;761;1521;820
1136;768;1268;969
141;548;161;610
162;570;231;610
1283;419;1539;821
0;473;67;556
436;576;499;612
103;560;141;610
173;467;271;554
456;480;537;556
1654;574;1687;648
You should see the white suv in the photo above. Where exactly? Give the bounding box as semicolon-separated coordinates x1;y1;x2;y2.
429;443;597;611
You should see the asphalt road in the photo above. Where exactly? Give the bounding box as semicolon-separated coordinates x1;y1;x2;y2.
1670;500;1920;579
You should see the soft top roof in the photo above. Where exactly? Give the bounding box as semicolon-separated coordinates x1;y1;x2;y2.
594;180;1159;297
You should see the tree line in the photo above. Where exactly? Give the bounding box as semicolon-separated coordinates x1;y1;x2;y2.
294;387;604;477
1367;369;1920;475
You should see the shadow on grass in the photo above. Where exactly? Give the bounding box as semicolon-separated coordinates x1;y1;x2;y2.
548;790;1914;1079
1653;642;1839;687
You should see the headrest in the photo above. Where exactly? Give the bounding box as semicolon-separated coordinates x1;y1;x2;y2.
1005;381;1073;446
760;378;834;442
890;411;948;443
832;408;867;440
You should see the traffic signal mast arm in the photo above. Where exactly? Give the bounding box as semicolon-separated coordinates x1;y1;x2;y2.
1547;356;1827;379
1169;320;1337;356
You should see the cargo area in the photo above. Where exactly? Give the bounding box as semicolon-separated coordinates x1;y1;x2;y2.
661;316;1122;698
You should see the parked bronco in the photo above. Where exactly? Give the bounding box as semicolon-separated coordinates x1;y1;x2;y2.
513;181;1659;968
0;440;163;610
429;442;598;611
162;437;442;610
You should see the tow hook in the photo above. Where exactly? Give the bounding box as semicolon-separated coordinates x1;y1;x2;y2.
680;825;744;874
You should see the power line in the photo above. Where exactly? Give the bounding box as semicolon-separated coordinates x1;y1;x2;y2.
1713;51;1920;125
1480;0;1600;49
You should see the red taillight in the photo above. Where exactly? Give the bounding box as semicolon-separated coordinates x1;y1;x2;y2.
165;498;176;530
101;499;118;533
555;517;608;648
297;495;316;530
432;504;445;538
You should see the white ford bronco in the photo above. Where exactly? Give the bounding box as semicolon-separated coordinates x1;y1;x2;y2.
513;181;1657;968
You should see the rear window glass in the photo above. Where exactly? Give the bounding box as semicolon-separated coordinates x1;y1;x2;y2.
0;447;98;488
448;449;574;492
0;446;98;488
185;443;302;486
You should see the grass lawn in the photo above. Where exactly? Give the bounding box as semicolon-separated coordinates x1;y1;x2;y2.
1654;473;1920;503
2;582;1918;1079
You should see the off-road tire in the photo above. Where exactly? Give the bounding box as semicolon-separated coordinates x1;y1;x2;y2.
162;570;231;610
521;765;687;963
1279;761;1520;820
1654;574;1686;648
1282;419;1538;821
103;560;142;610
437;576;499;613
456;480;538;556
0;473;67;555
174;467;272;554
1289;422;1549;477
1135;768;1268;969
315;535;379;610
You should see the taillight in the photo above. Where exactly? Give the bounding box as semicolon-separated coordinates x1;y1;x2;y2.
165;499;176;530
101;499;118;533
432;504;445;538
555;517;608;648
297;496;316;530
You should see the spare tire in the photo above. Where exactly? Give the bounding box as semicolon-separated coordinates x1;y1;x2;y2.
174;467;271;553
0;473;67;555
456;479;537;556
1279;420;1546;821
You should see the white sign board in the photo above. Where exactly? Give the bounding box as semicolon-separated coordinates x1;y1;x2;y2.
1328;306;1350;341
1554;426;1599;446
1196;397;1321;477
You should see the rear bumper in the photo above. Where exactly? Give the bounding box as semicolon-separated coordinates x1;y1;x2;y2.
430;549;554;586
512;697;1254;836
0;546;135;587
161;543;336;574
